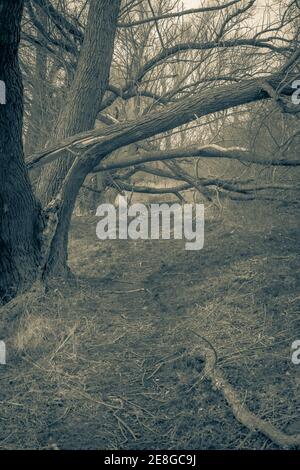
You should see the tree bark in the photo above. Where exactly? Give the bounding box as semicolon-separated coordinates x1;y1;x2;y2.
36;0;121;208
37;0;121;277
25;5;51;192
24;5;48;156
0;0;41;303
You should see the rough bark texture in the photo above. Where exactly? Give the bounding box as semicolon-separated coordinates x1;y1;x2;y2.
24;7;48;156
0;0;41;302
34;0;121;277
25;6;50;191
36;0;121;208
43;158;90;278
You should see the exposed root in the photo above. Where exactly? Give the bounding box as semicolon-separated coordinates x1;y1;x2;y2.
193;336;300;449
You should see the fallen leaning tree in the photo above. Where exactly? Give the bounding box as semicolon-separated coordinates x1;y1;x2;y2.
26;69;299;172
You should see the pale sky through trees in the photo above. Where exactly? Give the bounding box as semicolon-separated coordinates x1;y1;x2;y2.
183;0;266;4
182;0;201;6
181;0;267;24
182;0;267;10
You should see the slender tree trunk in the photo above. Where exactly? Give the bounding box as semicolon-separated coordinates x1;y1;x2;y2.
44;158;92;278
0;0;41;303
25;8;48;156
39;0;121;277
36;0;121;207
25;7;50;190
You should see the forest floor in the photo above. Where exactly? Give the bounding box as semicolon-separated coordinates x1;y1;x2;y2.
0;199;299;449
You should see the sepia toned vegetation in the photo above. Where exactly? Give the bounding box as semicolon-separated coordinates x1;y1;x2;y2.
0;0;299;450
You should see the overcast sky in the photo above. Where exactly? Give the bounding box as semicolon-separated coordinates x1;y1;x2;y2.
181;0;266;23
182;0;266;9
182;0;203;6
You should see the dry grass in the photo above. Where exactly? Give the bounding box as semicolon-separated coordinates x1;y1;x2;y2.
0;199;299;449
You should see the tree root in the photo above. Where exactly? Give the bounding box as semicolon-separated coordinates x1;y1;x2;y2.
193;337;300;449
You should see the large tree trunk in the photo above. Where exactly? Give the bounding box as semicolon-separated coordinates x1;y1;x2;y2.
0;0;41;303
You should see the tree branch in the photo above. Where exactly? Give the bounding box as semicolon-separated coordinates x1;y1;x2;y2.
26;69;298;172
